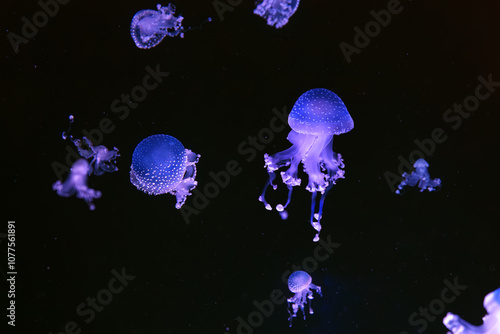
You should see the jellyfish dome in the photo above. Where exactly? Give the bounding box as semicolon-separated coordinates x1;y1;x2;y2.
130;4;185;49
443;287;500;334
287;270;322;326
130;134;200;209
259;88;354;242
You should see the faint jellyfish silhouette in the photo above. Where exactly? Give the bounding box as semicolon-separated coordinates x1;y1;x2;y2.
52;159;102;210
130;3;212;49
287;270;322;327
62;115;120;176
130;134;200;208
254;0;300;28
259;88;354;242
443;287;500;334
395;159;441;194
53;115;119;210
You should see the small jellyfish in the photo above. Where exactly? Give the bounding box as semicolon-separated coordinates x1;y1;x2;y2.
73;137;120;176
254;0;300;28
131;4;184;49
52;159;102;210
287;270;322;327
443;287;500;334
259;88;354;242
130;134;200;209
395;158;441;194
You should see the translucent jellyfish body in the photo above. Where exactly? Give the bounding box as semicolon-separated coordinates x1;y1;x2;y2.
73;137;120;176
52;159;102;210
259;88;354;242
131;4;185;49
254;0;300;28
130;134;200;209
395;159;441;194
287;270;322;326
443;287;500;334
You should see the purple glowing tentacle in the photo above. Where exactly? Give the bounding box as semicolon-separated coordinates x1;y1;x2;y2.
259;171;277;211
303;135;331;193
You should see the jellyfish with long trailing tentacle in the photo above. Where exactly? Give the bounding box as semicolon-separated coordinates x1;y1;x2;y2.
443;287;500;334
259;88;354;242
287;270;322;327
254;0;300;28
130;134;200;209
395;158;441;194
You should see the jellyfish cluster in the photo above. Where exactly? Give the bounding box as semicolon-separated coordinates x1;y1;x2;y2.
53;116;120;210
395;158;441;194
259;88;354;242
287;270;322;326
254;0;300;28
130;134;200;209
443;287;500;334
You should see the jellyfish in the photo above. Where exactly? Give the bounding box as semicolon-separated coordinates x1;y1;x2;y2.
130;134;200;209
130;4;211;49
395;159;441;194
287;270;322;327
72;137;120;176
52;159;102;210
443;287;500;334
62;115;120;176
254;0;300;28
259;88;354;242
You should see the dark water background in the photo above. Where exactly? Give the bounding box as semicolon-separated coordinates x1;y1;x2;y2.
2;0;500;333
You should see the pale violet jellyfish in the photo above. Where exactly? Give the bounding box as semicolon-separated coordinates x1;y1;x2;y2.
395;158;441;194
259;88;354;242
52;159;102;210
254;0;300;28
131;4;185;49
443;287;500;334
130;134;200;208
287;270;322;327
130;4;211;49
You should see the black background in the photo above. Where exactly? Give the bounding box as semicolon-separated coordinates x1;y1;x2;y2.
2;0;500;333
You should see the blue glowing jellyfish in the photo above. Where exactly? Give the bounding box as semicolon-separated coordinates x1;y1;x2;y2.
287;270;322;327
131;4;185;49
130;134;200;208
72;137;120;176
443;287;500;334
259;88;354;242
254;0;300;28
53;159;102;210
395;159;441;194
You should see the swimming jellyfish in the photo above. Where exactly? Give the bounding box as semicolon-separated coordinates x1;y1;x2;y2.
395;158;441;194
52;159;102;210
130;134;200;209
131;4;185;49
254;0;300;28
259;88;354;242
443;287;500;334
287;270;322;327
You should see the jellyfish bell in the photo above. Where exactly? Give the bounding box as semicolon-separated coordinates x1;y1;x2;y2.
254;0;301;29
130;134;200;209
259;88;354;242
287;270;322;327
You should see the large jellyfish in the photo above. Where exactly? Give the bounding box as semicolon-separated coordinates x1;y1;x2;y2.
52;159;102;210
254;0;300;28
443;287;500;334
287;270;322;327
130;4;211;49
130;134;200;209
259;88;354;242
395;158;441;194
